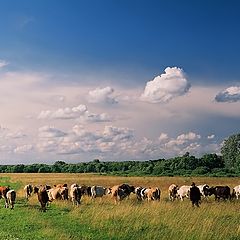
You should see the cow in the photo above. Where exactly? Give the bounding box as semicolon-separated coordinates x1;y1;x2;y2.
55;183;68;188
91;186;107;199
197;184;210;198
206;186;231;201
24;184;33;200
34;186;50;212
135;187;144;201
108;185;129;204
48;186;68;201
70;183;79;189
118;184;135;198
232;185;240;199
0;186;10;206
78;185;91;197
177;185;191;201
70;186;82;206
5;190;16;209
168;184;179;201
140;187;161;201
190;182;201;207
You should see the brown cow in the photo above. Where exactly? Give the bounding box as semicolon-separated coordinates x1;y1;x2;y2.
34;186;50;212
0;186;10;206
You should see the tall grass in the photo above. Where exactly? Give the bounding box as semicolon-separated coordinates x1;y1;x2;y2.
0;173;239;239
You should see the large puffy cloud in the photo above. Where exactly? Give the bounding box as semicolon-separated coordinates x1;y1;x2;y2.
87;86;118;104
38;104;112;123
141;67;191;103
215;86;240;103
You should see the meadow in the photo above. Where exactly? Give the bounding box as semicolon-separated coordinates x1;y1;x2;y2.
0;173;239;240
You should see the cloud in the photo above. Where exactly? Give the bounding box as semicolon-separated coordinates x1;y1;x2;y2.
38;126;67;138
215;86;240;103
165;132;201;148
158;133;169;142
6;131;27;139
0;60;8;68
38;105;87;120
87;86;118;104
207;134;215;139
177;132;201;141
141;67;191;103
14;144;33;154
38;104;112;123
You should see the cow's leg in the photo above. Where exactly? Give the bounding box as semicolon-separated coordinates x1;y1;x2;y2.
10;201;14;210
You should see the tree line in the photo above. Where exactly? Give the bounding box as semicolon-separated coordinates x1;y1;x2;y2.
1;133;240;177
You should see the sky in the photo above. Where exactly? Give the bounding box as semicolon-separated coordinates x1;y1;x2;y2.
0;0;240;164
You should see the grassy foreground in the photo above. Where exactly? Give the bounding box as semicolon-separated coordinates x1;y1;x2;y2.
0;173;239;240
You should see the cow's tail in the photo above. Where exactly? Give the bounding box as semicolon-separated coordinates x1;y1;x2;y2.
231;189;236;199
157;188;161;201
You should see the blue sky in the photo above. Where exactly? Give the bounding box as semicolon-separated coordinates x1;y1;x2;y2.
0;1;239;163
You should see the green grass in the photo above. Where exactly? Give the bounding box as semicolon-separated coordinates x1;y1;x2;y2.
0;174;240;240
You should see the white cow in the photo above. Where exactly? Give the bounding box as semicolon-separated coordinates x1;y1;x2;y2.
5;190;16;209
91;186;107;199
23;184;33;200
232;185;240;199
177;185;191;201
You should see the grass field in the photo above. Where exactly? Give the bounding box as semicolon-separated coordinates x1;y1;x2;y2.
0;173;239;240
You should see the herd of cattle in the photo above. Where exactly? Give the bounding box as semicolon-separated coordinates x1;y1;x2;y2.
0;182;240;211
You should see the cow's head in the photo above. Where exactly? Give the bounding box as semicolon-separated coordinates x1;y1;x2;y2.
205;186;215;196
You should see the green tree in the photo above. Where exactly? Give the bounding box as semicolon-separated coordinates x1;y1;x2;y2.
221;133;240;170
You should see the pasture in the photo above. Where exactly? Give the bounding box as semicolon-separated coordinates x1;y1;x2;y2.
0;173;239;240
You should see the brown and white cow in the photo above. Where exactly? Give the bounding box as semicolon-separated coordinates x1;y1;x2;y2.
48;185;68;201
5;190;16;209
108;184;135;203
0;186;10;206
70;186;82;206
168;184;179;201
34;186;50;212
141;187;161;201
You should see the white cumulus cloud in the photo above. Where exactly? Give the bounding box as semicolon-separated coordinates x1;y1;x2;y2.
87;86;118;104
215;86;240;103
141;67;191;103
38;104;112;123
